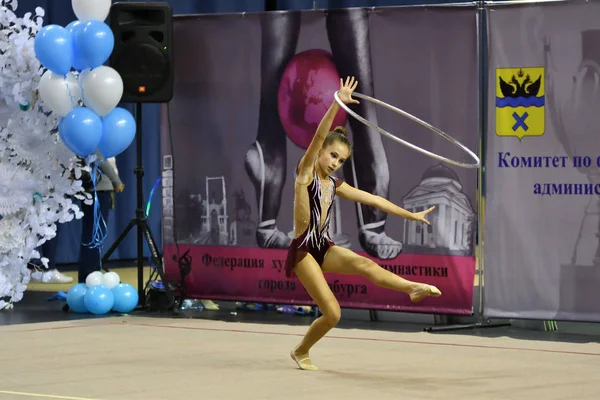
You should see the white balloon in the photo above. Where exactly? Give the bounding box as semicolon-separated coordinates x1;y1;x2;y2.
71;0;111;22
101;271;120;289
78;68;92;89
86;271;103;288
38;71;82;117
82;66;124;117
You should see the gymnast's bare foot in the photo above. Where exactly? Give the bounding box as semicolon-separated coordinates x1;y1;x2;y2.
290;347;319;371
409;283;442;303
244;141;291;249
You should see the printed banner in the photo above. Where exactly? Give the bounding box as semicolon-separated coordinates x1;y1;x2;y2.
485;1;600;321
161;6;479;314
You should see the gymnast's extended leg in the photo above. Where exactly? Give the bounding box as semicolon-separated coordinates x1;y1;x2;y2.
321;246;441;302
245;11;301;249
326;8;403;260
291;254;341;371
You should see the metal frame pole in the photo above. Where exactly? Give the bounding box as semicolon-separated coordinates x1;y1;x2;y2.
425;0;510;332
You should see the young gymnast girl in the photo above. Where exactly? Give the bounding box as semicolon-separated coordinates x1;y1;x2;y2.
287;76;441;371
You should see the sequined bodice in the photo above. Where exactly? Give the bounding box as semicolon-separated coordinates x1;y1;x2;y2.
292;170;336;241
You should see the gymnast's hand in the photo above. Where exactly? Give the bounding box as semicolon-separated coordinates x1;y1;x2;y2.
412;206;435;225
338;76;360;105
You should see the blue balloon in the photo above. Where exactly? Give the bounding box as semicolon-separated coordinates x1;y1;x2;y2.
72;20;114;70
34;25;73;75
66;283;88;313
99;107;136;157
66;20;87;71
111;283;138;313
59;108;103;157
84;285;115;315
65;20;80;32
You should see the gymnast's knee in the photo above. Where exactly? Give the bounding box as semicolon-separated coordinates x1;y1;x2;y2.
355;257;386;285
321;301;341;327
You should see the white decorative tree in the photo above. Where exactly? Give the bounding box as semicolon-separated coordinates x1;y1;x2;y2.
0;1;91;310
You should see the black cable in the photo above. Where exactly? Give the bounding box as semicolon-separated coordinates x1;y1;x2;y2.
165;101;189;300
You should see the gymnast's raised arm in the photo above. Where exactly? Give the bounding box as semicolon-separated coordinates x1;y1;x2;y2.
336;181;435;225
296;76;359;184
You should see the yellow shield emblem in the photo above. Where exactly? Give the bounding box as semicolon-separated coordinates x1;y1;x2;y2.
495;67;545;140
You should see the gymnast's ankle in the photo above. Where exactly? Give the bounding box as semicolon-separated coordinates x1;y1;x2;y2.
291;346;319;371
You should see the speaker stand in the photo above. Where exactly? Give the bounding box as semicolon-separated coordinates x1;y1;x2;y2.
99;102;175;310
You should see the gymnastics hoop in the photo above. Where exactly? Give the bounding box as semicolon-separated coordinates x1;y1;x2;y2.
334;91;481;169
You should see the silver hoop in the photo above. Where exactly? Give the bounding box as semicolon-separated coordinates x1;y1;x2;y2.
334;91;481;169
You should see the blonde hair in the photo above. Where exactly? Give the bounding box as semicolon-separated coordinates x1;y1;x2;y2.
322;126;352;155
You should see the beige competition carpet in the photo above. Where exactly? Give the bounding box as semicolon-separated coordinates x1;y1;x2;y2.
0;315;599;400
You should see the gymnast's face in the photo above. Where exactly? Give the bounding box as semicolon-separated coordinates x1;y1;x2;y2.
318;141;350;176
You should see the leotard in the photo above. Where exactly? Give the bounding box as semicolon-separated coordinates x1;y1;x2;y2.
284;165;343;278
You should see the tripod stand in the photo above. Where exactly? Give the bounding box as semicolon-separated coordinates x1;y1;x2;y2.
99;102;175;309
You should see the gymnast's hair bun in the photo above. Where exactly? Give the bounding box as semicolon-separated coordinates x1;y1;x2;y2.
333;126;348;136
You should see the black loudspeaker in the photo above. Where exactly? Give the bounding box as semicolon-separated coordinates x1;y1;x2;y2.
109;2;173;103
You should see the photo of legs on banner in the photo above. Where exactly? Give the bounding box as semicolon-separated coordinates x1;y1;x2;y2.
245;9;400;259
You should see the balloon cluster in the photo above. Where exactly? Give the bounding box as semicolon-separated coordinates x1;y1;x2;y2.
66;271;138;315
33;0;135;159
